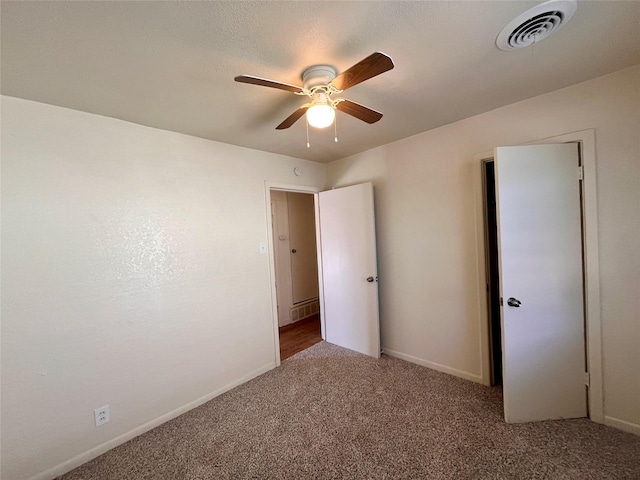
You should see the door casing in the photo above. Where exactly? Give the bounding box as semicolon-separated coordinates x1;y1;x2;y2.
474;129;603;423
265;182;324;367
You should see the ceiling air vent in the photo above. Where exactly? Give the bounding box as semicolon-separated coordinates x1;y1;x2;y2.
496;0;577;51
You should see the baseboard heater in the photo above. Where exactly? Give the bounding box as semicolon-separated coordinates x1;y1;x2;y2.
289;298;319;323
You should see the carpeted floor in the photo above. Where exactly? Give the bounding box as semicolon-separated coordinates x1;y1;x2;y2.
59;342;640;479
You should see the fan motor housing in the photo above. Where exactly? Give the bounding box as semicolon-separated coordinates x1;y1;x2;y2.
301;65;337;89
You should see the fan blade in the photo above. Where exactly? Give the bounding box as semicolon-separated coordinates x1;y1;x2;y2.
330;52;394;91
336;100;383;124
276;106;309;130
234;75;304;94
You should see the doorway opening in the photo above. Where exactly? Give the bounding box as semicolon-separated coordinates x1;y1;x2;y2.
482;160;502;385
482;143;590;391
270;189;322;360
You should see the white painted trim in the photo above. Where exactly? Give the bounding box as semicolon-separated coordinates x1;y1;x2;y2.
27;362;275;480
473;130;603;424
266;182;322;194
604;416;640;436
473;153;494;386
313;194;327;341
264;182;323;367
383;348;483;383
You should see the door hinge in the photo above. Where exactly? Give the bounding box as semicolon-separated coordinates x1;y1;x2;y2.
584;372;590;387
578;166;584;181
500;297;503;307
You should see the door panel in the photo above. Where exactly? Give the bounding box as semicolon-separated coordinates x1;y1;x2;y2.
318;183;380;358
288;192;319;304
495;143;586;423
270;191;292;327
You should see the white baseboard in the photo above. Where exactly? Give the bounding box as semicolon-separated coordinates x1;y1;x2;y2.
604;415;640;436
27;362;276;480
382;348;483;384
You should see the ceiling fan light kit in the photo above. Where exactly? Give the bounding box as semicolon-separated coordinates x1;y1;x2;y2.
234;52;394;145
301;65;338;130
306;102;335;129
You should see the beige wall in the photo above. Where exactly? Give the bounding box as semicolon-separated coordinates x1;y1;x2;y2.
1;96;326;480
327;65;640;433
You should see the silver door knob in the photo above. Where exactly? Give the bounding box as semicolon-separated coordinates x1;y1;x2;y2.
366;276;375;283
507;297;522;307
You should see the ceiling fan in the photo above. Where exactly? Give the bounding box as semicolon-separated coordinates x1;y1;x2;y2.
235;52;394;131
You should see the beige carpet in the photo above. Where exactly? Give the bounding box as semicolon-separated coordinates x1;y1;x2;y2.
59;342;640;479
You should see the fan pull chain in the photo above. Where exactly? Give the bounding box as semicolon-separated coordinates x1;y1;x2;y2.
306;116;310;148
334;114;338;143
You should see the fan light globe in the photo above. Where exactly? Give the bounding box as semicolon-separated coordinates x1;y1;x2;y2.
306;104;335;128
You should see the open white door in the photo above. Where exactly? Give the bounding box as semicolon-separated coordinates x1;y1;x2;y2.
318;183;380;358
495;143;587;423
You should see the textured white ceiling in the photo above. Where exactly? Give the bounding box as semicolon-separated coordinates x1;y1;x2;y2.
2;1;639;163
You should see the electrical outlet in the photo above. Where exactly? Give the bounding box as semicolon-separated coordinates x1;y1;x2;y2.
94;405;110;426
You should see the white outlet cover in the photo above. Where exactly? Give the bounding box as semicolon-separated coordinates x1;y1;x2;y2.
94;405;110;426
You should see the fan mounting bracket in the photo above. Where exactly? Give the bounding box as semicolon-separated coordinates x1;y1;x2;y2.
301;65;337;90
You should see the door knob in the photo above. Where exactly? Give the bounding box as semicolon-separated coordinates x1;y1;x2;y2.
507;297;522;307
366;276;375;283
291;249;297;253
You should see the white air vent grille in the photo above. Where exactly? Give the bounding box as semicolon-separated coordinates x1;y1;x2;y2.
497;0;577;51
289;298;319;323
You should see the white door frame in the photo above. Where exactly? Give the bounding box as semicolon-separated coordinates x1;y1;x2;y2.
474;129;603;423
265;182;323;367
